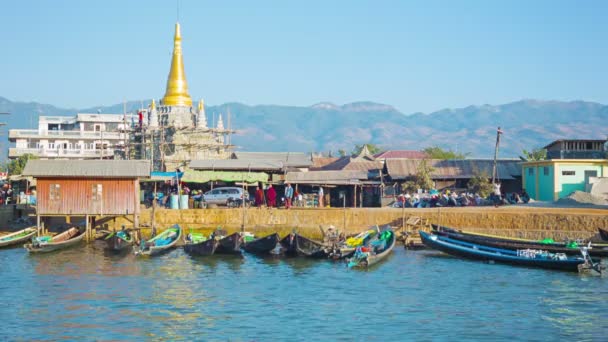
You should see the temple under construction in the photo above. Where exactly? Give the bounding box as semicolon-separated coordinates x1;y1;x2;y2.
125;22;235;171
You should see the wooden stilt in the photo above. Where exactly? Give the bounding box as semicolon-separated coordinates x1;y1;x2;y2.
85;214;90;242
36;214;41;237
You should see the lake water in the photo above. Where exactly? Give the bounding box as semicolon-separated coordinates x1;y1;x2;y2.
1;243;607;341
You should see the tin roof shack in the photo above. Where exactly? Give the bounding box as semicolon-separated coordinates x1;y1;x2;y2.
22;160;150;241
384;159;522;194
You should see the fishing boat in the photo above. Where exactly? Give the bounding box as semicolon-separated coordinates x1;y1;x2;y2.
420;230;603;273
347;229;396;268
326;228;377;259
294;234;328;258
183;232;219;256
136;225;182;256
103;229;134;252
215;232;244;255
432;224;608;258
598;228;608;241
24;227;85;253
242;233;280;255
0;227;37;248
279;233;297;256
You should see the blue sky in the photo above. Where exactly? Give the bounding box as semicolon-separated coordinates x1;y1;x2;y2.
1;0;607;113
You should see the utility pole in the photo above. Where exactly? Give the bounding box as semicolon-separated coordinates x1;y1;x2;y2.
492;127;503;184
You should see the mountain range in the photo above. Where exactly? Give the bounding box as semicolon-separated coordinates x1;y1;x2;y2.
1;96;606;159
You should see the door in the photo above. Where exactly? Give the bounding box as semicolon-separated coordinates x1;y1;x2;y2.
585;170;598;191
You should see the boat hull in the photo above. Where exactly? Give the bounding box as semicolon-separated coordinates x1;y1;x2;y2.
184;238;219;256
420;231;586;272
138;226;182;256
0;227;37;248
433;224;608;258
242;233;279;255
24;228;85;253
215;233;243;255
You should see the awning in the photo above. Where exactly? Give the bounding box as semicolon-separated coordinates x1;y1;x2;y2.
181;170;269;184
141;171;184;182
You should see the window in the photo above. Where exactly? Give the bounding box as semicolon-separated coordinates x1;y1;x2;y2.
528;168;534;176
49;184;61;201
543;167;549;176
92;184;102;201
562;170;575;176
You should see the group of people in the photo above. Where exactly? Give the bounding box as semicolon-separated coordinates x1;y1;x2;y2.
254;183;305;209
394;188;531;208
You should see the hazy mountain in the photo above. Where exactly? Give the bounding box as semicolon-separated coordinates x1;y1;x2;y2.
1;96;606;159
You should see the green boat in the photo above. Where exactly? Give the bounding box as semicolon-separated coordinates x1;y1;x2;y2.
0;227;37;248
136;225;182;256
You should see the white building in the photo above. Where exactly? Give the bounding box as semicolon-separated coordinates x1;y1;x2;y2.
9;113;135;159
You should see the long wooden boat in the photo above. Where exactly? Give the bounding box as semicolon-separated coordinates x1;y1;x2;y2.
24;227;85;253
294;234;328;258
103;229;134;252
433;224;608;258
420;230;595;272
136;225;182;256
215;232;243;255
347;229;396;268
184;234;220;255
279;233;297;256
326;229;377;259
242;233;279;255
0;227;37;248
598;228;608;242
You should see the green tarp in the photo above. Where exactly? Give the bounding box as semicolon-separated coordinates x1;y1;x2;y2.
181;170;269;184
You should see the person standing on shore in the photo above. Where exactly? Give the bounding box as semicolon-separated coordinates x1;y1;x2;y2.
284;183;294;209
254;186;265;208
318;186;324;208
267;184;277;208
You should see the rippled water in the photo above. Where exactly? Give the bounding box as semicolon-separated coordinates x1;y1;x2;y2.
1;243;607;341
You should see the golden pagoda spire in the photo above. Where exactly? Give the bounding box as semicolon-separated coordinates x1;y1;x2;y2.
162;22;192;107
151;99;156;110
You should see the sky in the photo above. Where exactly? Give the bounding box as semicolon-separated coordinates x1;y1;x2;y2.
1;0;607;114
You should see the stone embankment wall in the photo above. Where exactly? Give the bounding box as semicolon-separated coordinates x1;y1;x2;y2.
101;206;608;241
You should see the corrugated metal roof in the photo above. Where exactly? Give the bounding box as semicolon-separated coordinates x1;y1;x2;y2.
385;159;522;180
231;152;312;167
374;150;428;159
286;170;367;182
22;160;150;178
311;157;340;170
189;159;284;171
318;157;383;171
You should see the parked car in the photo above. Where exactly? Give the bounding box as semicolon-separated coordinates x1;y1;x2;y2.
202;187;247;206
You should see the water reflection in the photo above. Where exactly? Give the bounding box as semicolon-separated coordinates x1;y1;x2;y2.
0;246;607;340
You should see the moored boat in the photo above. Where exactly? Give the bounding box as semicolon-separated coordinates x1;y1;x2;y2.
326;228;377;259
598;228;608;242
433;224;608;258
242;233;279;255
0;227;37;248
103;229;135;252
420;230;602;273
215;232;243;255
279;233;297;256
347;229;396;268
184;232;219;256
24;227;85;253
136;225;182;256
294;234;328;258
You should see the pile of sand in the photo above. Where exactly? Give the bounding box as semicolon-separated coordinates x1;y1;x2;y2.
555;191;608;206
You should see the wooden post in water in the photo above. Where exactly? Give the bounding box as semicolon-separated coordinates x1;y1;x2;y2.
36;214;41;237
85;214;90;242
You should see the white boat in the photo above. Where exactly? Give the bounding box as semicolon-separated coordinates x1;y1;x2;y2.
24;227;85;253
0;227;37;248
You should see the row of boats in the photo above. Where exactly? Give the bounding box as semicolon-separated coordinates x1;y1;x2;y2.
421;224;608;275
0;224;397;269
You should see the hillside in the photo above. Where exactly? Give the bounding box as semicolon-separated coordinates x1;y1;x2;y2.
1;96;606;158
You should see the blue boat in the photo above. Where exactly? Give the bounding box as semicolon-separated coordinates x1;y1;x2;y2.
419;230;601;273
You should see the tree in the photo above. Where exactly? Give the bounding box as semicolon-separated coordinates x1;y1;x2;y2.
521;148;546;161
414;159;435;191
423;146;469;160
7;153;38;176
351;143;383;156
337;149;347;157
467;173;493;198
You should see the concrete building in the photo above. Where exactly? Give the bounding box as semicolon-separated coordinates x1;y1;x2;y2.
9;113;134;160
522;139;608;201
